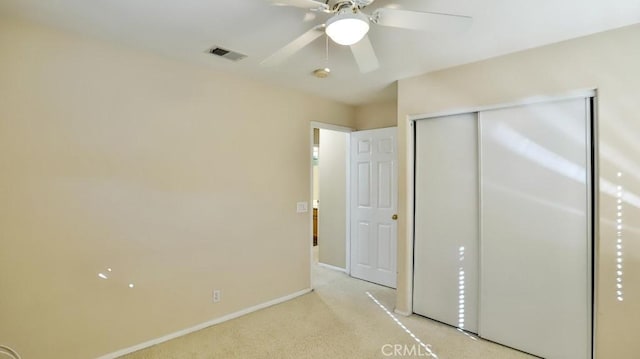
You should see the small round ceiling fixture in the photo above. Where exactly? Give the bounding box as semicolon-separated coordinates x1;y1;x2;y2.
313;67;331;78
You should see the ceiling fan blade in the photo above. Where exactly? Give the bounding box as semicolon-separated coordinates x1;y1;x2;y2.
270;0;329;10
350;35;379;73
372;8;472;33
261;25;325;67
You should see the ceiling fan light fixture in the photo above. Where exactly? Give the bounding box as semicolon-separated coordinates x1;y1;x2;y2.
325;10;370;46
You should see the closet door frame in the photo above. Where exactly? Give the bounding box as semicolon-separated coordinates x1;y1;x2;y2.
406;89;597;358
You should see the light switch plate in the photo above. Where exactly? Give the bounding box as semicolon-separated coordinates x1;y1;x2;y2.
296;201;308;213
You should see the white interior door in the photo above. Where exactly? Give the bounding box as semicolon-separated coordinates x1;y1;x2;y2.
350;127;398;288
413;113;479;333
478;98;591;359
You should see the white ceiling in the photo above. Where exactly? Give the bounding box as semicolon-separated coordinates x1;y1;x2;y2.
1;0;639;105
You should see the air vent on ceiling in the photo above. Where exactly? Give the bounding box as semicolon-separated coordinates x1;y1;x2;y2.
208;46;247;62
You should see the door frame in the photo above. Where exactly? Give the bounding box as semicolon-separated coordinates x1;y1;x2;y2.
309;122;353;287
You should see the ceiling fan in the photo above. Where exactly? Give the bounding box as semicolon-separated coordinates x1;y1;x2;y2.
262;0;472;73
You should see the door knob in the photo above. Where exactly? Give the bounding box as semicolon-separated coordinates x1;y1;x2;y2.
392;214;398;220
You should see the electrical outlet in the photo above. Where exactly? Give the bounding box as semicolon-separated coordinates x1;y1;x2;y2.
213;289;221;303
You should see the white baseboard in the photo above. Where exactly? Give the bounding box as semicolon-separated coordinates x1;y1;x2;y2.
394;308;412;317
317;262;347;273
96;288;312;359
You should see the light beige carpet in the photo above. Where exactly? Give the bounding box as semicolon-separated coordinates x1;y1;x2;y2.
121;264;535;358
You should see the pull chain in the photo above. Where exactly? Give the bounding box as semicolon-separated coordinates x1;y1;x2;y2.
325;33;329;67
313;34;331;78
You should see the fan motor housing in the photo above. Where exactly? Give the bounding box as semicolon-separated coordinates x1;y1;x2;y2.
330;0;374;11
352;0;375;7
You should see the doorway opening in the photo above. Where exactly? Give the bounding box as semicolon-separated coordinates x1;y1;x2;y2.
309;123;399;290
310;123;352;283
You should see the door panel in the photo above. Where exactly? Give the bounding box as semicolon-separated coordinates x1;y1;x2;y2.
350;127;398;288
377;224;393;270
413;113;479;333
378;162;393;208
478;98;591;359
357;222;371;266
357;162;371;207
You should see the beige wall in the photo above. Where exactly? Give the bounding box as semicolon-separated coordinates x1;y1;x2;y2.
318;129;348;268
397;24;640;358
0;18;355;358
355;98;397;130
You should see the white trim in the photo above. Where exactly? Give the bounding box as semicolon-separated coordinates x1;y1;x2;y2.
408;89;597;122
476;111;485;334
394;308;412;317
591;94;599;359
405;119;416;314
95;288;312;359
318;262;348;273
345;136;352;275
584;97;593;359
309;125;316;288
310;121;353;133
